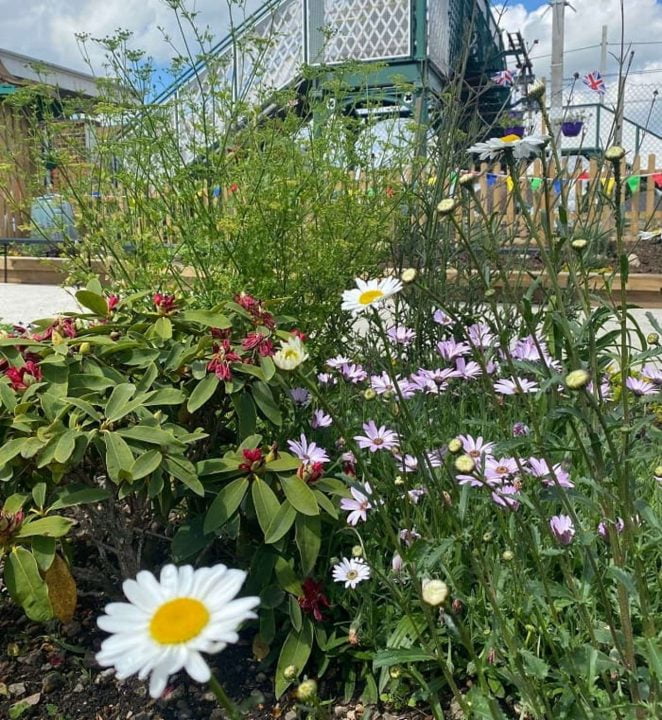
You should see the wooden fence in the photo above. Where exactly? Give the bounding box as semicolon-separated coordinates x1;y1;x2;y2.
470;154;662;241
0;102;33;238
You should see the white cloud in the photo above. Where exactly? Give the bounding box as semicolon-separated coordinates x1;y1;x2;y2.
0;0;262;73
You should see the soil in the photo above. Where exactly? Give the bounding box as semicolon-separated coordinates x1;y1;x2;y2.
0;592;431;720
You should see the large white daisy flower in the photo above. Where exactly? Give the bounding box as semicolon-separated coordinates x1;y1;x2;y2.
467;134;550;161
332;557;371;589
341;277;403;315
96;564;259;698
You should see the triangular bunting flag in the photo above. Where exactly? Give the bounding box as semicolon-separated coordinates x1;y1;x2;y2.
530;177;543;191
626;176;641;192
506;177;514;191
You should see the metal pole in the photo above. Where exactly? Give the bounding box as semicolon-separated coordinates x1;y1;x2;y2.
550;1;565;117
614;75;626;146
599;25;608;107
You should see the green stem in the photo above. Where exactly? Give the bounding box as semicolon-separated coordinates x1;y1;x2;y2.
209;673;242;719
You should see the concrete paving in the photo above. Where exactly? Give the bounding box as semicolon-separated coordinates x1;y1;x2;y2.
0;283;660;341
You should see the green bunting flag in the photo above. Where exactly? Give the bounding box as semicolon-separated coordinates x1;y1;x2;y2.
530;177;544;191
626;175;641;192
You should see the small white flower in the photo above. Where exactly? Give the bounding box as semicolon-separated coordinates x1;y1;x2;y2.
467;134;549;161
340;485;373;525
96;564;259;699
332;557;371;589
273;337;308;370
341;277;403;315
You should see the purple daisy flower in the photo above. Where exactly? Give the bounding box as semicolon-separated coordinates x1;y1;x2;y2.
289;387;311;406
432;308;453;326
625;377;657;396
340;485;373;525
598;517;624;539
455;358;482;379
493;377;539;395
387;325;416;346
437;339;471;361
527;457;574;489
354;420;399;452
466;322;496;349
491;484;520;510
549;514;575;545
311;409;333;429
341;363;368;383
484;456;519;486
287;434;330;465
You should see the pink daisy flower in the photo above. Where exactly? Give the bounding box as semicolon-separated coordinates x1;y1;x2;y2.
311;409;333;429
287;434;330;465
354;420;399;452
394;454;418;473
387;326;416;346
432;308;453;326
641;363;662;385
399;528;422;546
527;457;574;489
326;355;351;369
407;487;428;504
341;363;368;383
437;339;471;361
340;485;373;525
625;377;657;396
455;358;482;379
493;377;539;395
598;517;624;539
491;484;520;510
466;322;496;349
484;456;519;486
549;515;575;545
458;434;495;461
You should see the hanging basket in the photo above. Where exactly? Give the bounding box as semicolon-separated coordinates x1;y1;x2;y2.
503;125;525;138
561;121;583;137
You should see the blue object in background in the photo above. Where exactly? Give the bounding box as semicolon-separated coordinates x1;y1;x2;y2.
30;194;78;244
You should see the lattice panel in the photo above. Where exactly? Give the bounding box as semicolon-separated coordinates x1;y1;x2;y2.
238;0;303;102
323;0;411;63
427;0;450;74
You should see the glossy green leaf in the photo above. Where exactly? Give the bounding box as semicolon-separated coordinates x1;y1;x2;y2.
15;516;75;538
104;383;136;421
163;455;204;496
49;486;111;510
130;449;162;480
295;514;321;575
104;432;135;483
280;475;319;516
264;500;297;544
4;547;53;622
204;476;249;533
187;374;219;413
251;381;282;426
31;536;56;572
75;289;109;316
180;310;231;328
275;621;313;697
251;477;281;535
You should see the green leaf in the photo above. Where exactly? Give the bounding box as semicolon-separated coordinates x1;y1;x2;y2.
259;355;276;382
233;393;257;439
180;310;231;328
372;648;436;669
104;432;135;483
163;455;204;496
130;449;162;480
143;388;186;406
265;453;301;472
251;381;282;426
251;477;281;536
65;396;102;421
274;555;302;595
153;316;173;340
264;500;297;544
0;381;17;411
117;425;183;447
187;374;219;413
0;438;26;466
295;514;321;575
54;429;79;464
31;536;56;572
31;483;47;510
171;516;210;562
49;486;111;510
104;383;136;421
289;594;303;632
76;290;109;316
280;475;319;516
4;546;53;622
275;621;314;697
519;649;549;680
15;516;75;538
204;476;249;533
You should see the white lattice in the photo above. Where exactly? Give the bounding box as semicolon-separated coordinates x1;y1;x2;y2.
238;0;303;103
322;0;411;63
428;0;450;74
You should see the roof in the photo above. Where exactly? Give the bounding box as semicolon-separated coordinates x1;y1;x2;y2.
0;48;99;97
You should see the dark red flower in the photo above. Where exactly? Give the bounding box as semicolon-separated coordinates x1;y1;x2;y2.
291;328;307;341
242;331;266;350
32;317;76;342
298;578;330;622
297;461;325;485
207;340;241;381
234;293;275;330
5;361;42;391
153;293;177;314
239;448;264;472
106;294;120;311
257;339;275;357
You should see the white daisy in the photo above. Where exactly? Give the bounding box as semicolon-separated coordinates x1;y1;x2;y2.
332;557;371;589
467;134;550;161
96;564;259;699
341;277;403;315
273;336;309;370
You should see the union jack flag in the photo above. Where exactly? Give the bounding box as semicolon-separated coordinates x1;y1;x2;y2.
583;71;606;94
491;70;515;87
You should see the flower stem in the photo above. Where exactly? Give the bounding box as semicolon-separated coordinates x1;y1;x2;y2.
209;673;241;719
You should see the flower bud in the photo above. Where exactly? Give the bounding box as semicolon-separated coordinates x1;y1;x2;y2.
571;238;588;251
296;679;317;701
529;80;546;101
79;342;91;355
421;579;449;606
502;550;514;561
400;268;417;283
448;438;462;454
363;388;376;401
454;455;475;473
482;531;493;542
437;198;458;215
565;369;590;390
389;666;402;679
654;466;662;482
283;665;299;681
605;146;625;162
351;545;363;558
647;333;659;346
459;172;477;187
0;510;24;545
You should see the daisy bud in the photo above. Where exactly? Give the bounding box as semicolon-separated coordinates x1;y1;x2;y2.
451;598;463;614
363;388;376;400
482;531;493;542
296;679;317;701
565;369;590;390
529;80;546;101
391;552;403;573
654;466;662;482
400;268;417;283
389;666;402;679
502;550;514;561
283;665;299;681
437;198;458;215
79;342;91;355
459;172;476;187
454;455;475;473
421;579;449;606
442;491;452;507
571;238;588;251
448;438;462;454
348;626;360;645
394;475;404;486
647;333;659;345
605;146;625;162
351;545;363;558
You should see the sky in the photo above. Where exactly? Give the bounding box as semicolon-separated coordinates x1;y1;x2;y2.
1;1;661;106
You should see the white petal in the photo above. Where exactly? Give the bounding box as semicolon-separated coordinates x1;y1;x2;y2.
149;669;170;699
122;578;160;612
135;570;167;604
159;564;180;596
177;565;196;596
97;615;149;634
184;651;211;683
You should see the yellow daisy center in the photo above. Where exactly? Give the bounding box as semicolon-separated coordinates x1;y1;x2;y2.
358;289;384;306
346;569;358;581
284;349;299;359
150;597;210;645
500;134;521;143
